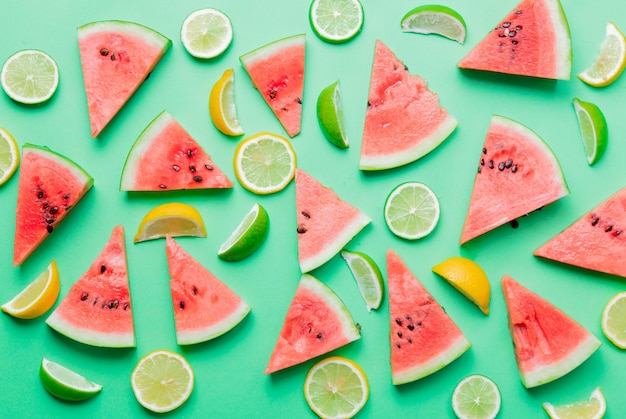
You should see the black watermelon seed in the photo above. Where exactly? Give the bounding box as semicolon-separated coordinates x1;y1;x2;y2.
80;293;89;301
192;176;203;183
297;225;307;234
505;159;513;168
511;219;519;229
498;162;505;171
488;160;494;169
46;225;54;233
606;225;613;233
511;164;518;173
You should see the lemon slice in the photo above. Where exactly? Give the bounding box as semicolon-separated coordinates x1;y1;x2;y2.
304;356;369;419
543;387;606;419
601;291;626;349
452;374;501;419
384;181;440;240
134;202;207;243
309;0;364;44
40;358;102;401
578;22;626;87
0;127;20;186
432;256;490;315
340;249;384;311
233;132;296;195
218;203;269;261
209;68;244;136
317;80;348;149
573;98;608;165
1;49;59;104
2;260;60;319
181;8;233;59
401;4;467;44
131;350;194;413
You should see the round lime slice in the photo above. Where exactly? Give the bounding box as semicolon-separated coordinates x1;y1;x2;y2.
40;358;102;401
317;80;348;149
1;49;59;104
218;203;270;261
572;98;608;165
384;181;440;240
602;291;626;349
401;4;466;44
452;374;501;419
341;249;384;311
309;0;364;44
181;8;233;59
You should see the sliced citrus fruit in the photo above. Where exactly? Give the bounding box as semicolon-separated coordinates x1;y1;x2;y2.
432;256;490;315
384;181;440;240
573;98;608;165
401;4;467;44
181;8;233;59
543;387;606;419
233;132;296;195
40;358;102;401
309;0;364;44
134;202;206;243
0;127;20;186
304;356;369;419
578;22;626;87
2;260;60;319
340;249;383;311
317;80;348;149
218;202;269;261
131;350;194;413
1;49;59;104
452;374;501;419
601;291;626;349
209;68;244;136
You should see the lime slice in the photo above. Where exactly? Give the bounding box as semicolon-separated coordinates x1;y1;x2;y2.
572;98;608;165
0;127;20;186
401;5;467;44
181;8;233;59
309;0;364;44
340;249;383;311
578;22;626;87
209;68;244;136
134;202;207;243
432;256;490;315
304;356;369;419
131;350;194;413
1;49;59;104
233;132;296;195
452;374;501;419
218;203;270;261
317;80;348;149
384;181;440;240
543;387;606;419
2;260;60;319
601;291;626;349
40;358;102;401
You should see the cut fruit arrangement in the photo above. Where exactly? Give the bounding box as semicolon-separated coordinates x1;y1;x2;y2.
4;0;626;417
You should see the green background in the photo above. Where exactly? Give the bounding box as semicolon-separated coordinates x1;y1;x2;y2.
1;0;625;416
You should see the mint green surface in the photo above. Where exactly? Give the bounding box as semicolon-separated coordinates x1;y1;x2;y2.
1;0;625;416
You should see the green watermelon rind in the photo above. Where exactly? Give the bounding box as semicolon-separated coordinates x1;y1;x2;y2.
23;143;94;189
177;300;251;346
46;314;135;348
546;0;572;80
239;34;305;67
77;20;172;52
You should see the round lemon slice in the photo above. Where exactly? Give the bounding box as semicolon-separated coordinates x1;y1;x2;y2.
209;68;244;136
2;260;60;319
578;22;626;87
134;202;207;243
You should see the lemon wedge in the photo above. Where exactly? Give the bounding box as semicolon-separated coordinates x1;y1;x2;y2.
432;256;490;314
578;22;626;87
209;68;244;136
2;260;60;319
134;202;206;243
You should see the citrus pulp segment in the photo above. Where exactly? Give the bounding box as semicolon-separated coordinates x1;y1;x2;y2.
452;374;501;419
384;182;440;240
40;358;102;401
601;291;626;349
309;0;364;44
1;49;59;104
432;256;490;315
340;250;383;311
401;5;467;44
572;98;607;165
578;22;626;87
134;202;206;243
209;68;244;136
317;80;348;149
1;260;60;319
181;8;233;59
218;203;269;261
543;387;606;419
0;127;20;186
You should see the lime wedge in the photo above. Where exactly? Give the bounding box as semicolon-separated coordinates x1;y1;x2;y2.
181;8;233;59
401;5;466;44
0;127;19;186
578;22;626;87
309;0;364;44
2;260;60;319
543;387;606;419
317;80;348;149
209;68;244;136
341;249;384;311
572;98;608;165
384;181;440;240
40;358;102;401
452;374;501;419
218;203;270;261
134;202;207;243
1;49;59;104
602;291;626;349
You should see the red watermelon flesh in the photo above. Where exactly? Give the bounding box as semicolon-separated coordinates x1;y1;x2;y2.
460;115;568;244
534;187;626;278
359;40;457;171
46;225;135;348
458;0;571;80
240;34;305;138
387;249;470;385
296;169;371;273
501;275;601;388
119;110;232;191
14;144;93;266
166;236;250;345
78;20;171;137
265;274;360;374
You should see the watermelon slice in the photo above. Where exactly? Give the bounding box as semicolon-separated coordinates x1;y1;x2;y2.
296;169;371;273
534;187;626;278
166;236;251;345
119;110;233;191
502;275;601;388
359;40;457;170
46;225;135;348
387;249;471;385
240;34;305;138
458;0;571;80
265;274;360;374
460;115;568;244
14;144;93;266
78;20;171;137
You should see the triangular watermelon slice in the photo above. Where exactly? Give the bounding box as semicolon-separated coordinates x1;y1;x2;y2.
78;20;171;137
501;275;601;388
46;225;135;348
14;144;93;266
265;274;360;374
359;40;457;170
458;0;571;80
119;110;233;191
295;169;371;273
534;187;626;278
460;115;568;244
387;249;470;385
165;236;251;345
240;34;305;138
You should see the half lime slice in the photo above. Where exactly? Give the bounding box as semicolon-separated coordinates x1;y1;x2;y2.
317;80;348;149
218;203;270;261
40;358;102;401
401;5;466;44
341;249;384;311
543;387;606;419
309;0;364;44
572;98;607;165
